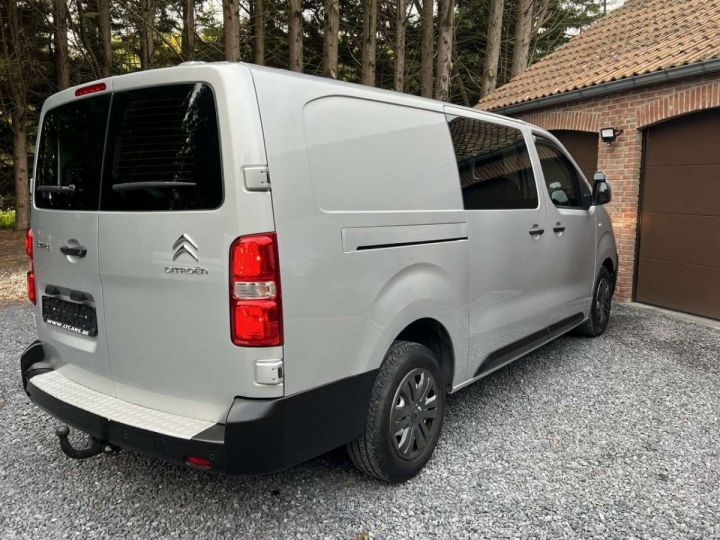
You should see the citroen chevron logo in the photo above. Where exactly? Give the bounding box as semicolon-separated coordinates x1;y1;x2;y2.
172;234;199;262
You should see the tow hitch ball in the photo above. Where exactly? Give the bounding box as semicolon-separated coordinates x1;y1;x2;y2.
55;425;119;460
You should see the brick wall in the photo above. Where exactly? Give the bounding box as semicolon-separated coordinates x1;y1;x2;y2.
510;73;720;301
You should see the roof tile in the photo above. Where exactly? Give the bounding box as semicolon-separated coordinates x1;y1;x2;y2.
477;0;720;110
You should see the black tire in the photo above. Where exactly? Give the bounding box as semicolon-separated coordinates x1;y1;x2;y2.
575;266;613;337
347;340;446;483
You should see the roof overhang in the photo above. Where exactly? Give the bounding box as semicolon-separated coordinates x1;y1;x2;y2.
487;57;720;115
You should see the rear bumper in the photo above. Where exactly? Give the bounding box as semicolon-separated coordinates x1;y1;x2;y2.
21;341;377;475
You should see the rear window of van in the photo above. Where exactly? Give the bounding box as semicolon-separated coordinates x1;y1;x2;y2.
34;83;222;212
35;95;110;210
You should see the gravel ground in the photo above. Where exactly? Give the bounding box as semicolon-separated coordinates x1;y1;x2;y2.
1;302;719;539
0;229;26;305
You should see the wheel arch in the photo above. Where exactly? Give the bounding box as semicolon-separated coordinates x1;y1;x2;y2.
395;318;455;390
596;224;618;287
601;256;616;289
363;261;468;389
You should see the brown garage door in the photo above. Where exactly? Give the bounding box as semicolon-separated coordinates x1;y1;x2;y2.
551;130;599;181
636;108;720;319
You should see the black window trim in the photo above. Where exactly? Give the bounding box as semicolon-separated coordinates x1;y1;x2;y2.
445;113;541;212
33;80;225;213
533;135;592;210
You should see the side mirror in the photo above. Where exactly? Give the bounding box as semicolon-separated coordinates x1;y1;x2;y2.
592;171;612;205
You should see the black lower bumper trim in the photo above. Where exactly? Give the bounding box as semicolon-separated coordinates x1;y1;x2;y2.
20;341;378;475
223;369;379;473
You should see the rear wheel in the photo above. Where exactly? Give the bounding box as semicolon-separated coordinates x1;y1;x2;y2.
575;266;613;337
347;341;446;483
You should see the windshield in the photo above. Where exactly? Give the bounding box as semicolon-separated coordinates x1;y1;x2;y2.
34;83;222;212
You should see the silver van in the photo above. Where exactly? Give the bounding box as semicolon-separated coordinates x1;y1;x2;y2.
20;63;617;482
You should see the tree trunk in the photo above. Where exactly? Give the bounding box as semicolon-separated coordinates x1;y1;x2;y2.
11;108;29;231
393;0;406;92
1;1;30;230
511;0;532;77
75;0;100;76
181;0;195;60
139;0;155;69
53;0;70;89
419;0;433;97
434;0;454;101
480;0;504;97
254;0;265;65
322;0;339;78
452;31;469;106
97;0;112;76
289;0;303;71
223;0;240;61
360;0;377;86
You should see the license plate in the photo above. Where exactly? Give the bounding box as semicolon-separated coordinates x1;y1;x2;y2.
42;296;98;337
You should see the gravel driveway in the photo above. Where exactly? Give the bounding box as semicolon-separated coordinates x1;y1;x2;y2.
1;302;718;538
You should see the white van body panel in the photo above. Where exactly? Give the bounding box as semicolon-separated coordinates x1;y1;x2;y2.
24;64;617;475
527;128;597;325
443;106;552;378
249;66;471;392
31;64;280;423
31;79;116;398
99;65;280;423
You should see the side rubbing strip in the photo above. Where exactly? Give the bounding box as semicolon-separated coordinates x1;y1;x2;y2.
342;222;468;252
549;312;584;338
473;312;585;377
356;237;467;251
474;328;549;377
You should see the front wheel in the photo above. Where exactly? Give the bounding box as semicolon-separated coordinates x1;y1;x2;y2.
347;341;446;483
575;266;613;337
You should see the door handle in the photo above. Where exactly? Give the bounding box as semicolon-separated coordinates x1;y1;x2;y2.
528;226;545;237
60;245;87;258
553;224;566;233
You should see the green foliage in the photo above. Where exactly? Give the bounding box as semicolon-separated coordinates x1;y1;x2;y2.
0;210;16;229
0;0;613;207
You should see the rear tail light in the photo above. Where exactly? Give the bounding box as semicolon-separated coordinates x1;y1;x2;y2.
26;229;36;304
27;270;36;305
230;233;283;347
25;228;33;258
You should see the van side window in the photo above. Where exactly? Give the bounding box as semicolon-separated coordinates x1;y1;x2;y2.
446;116;537;210
535;139;586;208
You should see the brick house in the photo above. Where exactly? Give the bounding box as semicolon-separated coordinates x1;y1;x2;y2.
477;0;720;320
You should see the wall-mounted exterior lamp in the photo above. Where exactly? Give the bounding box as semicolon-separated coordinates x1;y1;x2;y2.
600;127;623;144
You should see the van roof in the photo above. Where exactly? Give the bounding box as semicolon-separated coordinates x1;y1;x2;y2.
48;62;528;129
243;62;528;125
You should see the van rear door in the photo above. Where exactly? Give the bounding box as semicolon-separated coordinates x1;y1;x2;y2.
97;69;277;423
32;86;115;396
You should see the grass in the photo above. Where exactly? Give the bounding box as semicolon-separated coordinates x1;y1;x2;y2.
0;209;16;229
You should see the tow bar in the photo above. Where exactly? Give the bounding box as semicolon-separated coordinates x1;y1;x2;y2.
55;425;119;460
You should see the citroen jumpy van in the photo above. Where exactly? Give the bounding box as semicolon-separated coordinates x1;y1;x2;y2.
20;63;617;482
